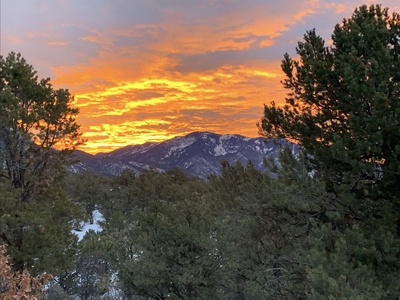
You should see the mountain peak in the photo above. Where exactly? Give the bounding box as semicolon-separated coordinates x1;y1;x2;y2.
73;132;297;178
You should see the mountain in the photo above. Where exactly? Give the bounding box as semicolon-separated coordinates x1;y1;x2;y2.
72;131;298;178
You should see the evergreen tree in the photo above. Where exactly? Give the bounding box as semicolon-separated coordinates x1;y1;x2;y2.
0;52;83;202
70;230;111;300
260;4;400;200
102;169;221;299
210;152;328;299
0;52;84;274
259;3;400;231
260;4;400;298
64;171;109;224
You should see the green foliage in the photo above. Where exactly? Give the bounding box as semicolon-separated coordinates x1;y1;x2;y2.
260;4;400;299
260;5;400;193
64;171;110;224
0;180;81;275
306;217;400;299
60;146;400;299
103;167;209;229
210;150;329;299
101;170;221;299
69;230;112;300
117;199;220;299
0;52;84;275
0;52;83;202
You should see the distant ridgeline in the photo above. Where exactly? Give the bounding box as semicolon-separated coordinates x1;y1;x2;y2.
72;131;300;178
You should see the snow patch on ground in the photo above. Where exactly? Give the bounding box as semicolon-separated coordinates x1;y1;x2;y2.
72;210;104;241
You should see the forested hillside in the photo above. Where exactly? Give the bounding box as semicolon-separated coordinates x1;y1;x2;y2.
51;156;324;299
2;4;400;300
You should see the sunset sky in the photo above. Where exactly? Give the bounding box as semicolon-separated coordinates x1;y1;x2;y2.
2;0;400;153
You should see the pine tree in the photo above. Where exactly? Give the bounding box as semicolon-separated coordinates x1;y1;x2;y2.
0;52;83;202
0;52;84;274
260;5;400;298
102;170;221;299
260;4;400;200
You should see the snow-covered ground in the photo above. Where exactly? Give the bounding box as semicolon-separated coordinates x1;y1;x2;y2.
71;209;104;241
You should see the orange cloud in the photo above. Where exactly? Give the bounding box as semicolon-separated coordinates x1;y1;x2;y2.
41;0;382;154
68;60;286;153
48;41;67;46
79;35;100;43
4;0;400;155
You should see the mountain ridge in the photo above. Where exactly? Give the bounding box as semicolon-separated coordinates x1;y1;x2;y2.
72;131;298;178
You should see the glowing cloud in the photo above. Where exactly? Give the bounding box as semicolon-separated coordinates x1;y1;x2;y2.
2;0;400;153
